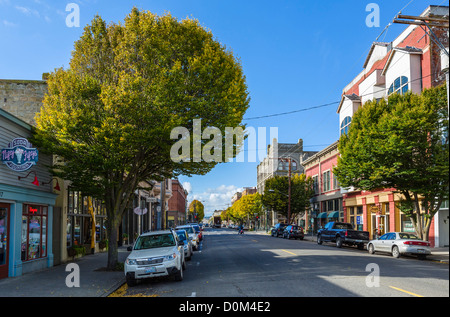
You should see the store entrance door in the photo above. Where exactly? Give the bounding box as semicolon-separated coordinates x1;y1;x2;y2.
0;203;10;279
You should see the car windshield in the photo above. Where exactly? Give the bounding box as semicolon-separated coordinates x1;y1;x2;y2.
176;231;187;241
177;226;194;234
399;233;420;240
134;233;175;250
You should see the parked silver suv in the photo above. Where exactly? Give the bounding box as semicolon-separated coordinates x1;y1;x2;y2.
124;230;185;286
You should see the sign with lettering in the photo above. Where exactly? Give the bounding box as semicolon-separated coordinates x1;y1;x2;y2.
1;138;38;172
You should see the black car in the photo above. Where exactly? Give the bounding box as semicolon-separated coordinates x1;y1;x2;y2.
282;225;304;240
271;223;288;237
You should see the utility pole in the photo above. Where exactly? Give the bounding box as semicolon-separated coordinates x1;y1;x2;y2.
288;157;291;224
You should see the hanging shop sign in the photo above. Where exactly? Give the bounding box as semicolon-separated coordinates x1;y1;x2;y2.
1;138;39;172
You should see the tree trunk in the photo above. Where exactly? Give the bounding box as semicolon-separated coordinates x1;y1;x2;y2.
107;220;119;270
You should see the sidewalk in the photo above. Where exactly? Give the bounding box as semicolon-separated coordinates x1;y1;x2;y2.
250;229;449;264
0;246;130;297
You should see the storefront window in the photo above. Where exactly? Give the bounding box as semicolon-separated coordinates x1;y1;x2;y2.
401;214;415;233
66;216;72;247
67;188;107;247
21;205;47;261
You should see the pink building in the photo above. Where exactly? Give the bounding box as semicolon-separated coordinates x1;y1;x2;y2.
303;141;340;234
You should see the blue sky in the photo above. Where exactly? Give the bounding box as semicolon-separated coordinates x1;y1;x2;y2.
1;0;447;216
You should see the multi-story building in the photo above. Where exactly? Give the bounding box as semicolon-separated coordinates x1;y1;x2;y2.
336;5;449;246
257;138;317;227
303;140;341;234
167;179;188;228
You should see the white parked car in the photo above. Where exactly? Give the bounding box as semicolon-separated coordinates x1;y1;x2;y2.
367;232;431;259
176;225;199;250
124;230;185;286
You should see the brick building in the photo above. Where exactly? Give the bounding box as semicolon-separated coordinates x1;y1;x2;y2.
167;179;188;227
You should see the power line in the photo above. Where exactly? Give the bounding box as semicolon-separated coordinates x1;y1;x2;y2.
243;72;433;122
242;101;340;121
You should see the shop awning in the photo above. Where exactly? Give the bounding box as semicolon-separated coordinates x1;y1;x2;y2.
328;211;340;218
317;212;327;219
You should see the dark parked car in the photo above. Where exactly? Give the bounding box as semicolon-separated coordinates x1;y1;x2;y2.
283;225;304;240
271;223;288;237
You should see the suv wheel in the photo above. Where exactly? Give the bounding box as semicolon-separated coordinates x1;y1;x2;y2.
126;273;137;287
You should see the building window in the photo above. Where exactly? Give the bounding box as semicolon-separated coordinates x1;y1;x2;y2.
340;116;352;135
277;158;297;171
388;76;408;95
323;170;331;192
332;172;339;190
357;206;363;214
312;175;319;194
22;205;48;261
67;188;107;248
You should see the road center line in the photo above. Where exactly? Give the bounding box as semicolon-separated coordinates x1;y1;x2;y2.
282;249;297;256
389;286;424;297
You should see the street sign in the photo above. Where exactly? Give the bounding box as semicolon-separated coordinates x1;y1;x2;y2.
357;215;363;225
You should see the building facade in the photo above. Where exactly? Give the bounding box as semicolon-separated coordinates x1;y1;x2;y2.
257;138;317;228
167;179;188;228
303;141;342;234
335;5;449;246
1;108;58;279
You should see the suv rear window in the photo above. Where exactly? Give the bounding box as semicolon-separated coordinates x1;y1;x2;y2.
177;226;194;234
134;233;175;250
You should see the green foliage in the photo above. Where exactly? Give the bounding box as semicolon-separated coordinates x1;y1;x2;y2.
334;85;449;239
32;9;249;268
261;174;314;223
189;200;205;222
229;193;262;223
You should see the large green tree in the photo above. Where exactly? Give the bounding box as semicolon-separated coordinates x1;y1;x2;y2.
262;174;314;224
32;9;249;269
334;85;448;241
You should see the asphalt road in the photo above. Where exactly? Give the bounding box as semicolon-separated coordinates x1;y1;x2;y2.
116;228;449;298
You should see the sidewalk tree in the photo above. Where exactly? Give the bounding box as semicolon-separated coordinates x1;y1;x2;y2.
334;85;449;241
229;193;262;224
262;174;314;224
32;9;249;270
189;200;204;222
